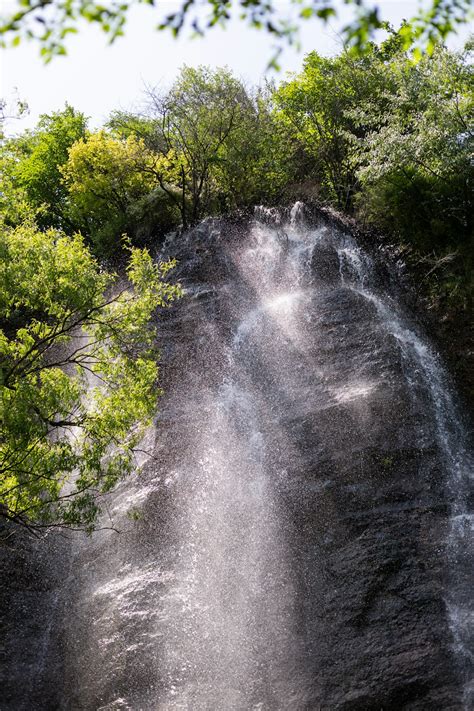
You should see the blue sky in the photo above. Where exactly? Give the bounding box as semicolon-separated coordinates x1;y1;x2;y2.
1;1;471;134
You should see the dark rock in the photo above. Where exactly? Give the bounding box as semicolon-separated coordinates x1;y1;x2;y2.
311;242;341;285
1;210;470;710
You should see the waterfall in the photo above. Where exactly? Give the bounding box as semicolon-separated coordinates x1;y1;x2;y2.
1;205;472;710
337;231;474;709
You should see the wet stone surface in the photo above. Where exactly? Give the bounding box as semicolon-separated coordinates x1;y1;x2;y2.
1;209;471;710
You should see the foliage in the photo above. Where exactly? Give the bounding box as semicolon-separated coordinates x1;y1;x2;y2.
110;68;292;222
61;130;158;252
274;50;373;209
145;66;252;226
0;220;181;532
210;84;293;209
0;0;471;64
1;106;88;230
274;35;473;246
273;34;472;319
272;28;434;208
0;150;32;226
356;44;473;252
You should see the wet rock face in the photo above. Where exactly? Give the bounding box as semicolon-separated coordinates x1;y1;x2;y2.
310;241;341;284
1;211;470;710
0;529;66;710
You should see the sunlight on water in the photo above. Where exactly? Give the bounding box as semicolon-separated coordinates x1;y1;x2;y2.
332;382;376;404
264;291;302;313
234;291;306;348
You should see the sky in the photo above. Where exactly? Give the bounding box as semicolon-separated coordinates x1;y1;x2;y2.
0;0;471;134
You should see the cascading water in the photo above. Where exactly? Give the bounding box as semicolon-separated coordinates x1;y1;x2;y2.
337;226;474;709
2;205;472;710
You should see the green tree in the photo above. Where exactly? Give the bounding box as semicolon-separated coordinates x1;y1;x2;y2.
108;82;288;218
61;130;176;253
213;84;294;209
145;66;251;227
4;105;88;230
356;44;474;250
274;46;392;210
0;220;181;533
0;146;32;227
353;41;473;314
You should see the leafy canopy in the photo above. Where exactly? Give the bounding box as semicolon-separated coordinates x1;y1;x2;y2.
0;221;182;532
62;130;156;252
7;106;88;230
145;66;251;225
0;0;472;64
354;43;474;251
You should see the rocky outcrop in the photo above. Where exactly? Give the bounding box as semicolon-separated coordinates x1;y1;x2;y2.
0;527;66;709
0;209;470;710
